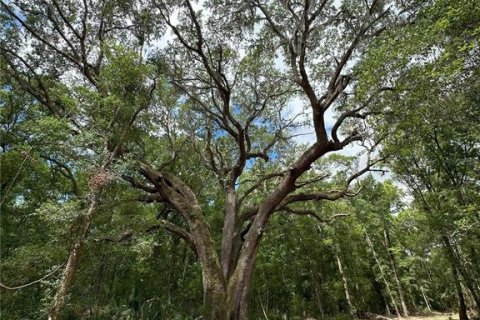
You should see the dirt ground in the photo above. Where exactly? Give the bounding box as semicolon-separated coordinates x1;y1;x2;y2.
392;313;460;320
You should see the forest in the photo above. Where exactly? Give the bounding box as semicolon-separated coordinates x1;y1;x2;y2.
0;0;479;319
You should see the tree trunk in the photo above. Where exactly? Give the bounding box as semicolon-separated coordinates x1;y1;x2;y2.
383;235;409;316
453;264;469;320
365;231;401;316
311;270;325;318
203;284;228;320
471;245;480;275
228;196;288;319
381;213;409;316
443;235;480;312
454;245;480;311
443;236;469;320
139;144;333;320
420;285;432;312
196;241;228;319
49;194;99;320
335;244;356;317
221;188;238;279
385;300;391;316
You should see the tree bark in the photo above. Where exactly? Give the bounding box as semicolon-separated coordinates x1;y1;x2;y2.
335;244;356;317
49;194;99;320
420;284;432;312
453;264;469;320
311;270;325;318
385;300;391;316
139;164;229;319
226;143;333;319
381;217;409;316
221;187;238;279
443;235;480;312
443;236;469;320
365;231;401;316
140;141;349;319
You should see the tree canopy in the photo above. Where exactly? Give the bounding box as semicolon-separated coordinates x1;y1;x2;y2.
0;0;479;319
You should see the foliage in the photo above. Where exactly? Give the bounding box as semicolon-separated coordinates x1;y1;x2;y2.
1;0;479;319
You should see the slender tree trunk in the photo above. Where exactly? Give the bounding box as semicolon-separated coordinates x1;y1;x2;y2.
335;244;356;317
443;236;469;320
384;236;409;316
49;194;99;320
420;285;432;312
421;258;434;283
454;246;480;311
462;283;475;314
48;138;129;319
470;246;480;281
381;215;409;316
452;264;469;320
443;235;480;311
312;270;325;318
365;231;401;316
385;300;391;316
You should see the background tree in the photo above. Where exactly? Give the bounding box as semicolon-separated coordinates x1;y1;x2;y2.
357;0;480;317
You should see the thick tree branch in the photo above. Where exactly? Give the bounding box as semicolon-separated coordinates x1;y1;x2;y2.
146;220;197;255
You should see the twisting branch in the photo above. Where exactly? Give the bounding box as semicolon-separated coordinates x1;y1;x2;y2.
0;263;66;291
278;187;361;208
1;2;99;87
41;155;80;196
238;172;285;207
146;220;197;255
271;141;384;213
331;87;394;146
282;206;349;224
294;174;330;189
123;174;158;193
326;6;391;107
95;221;197;255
